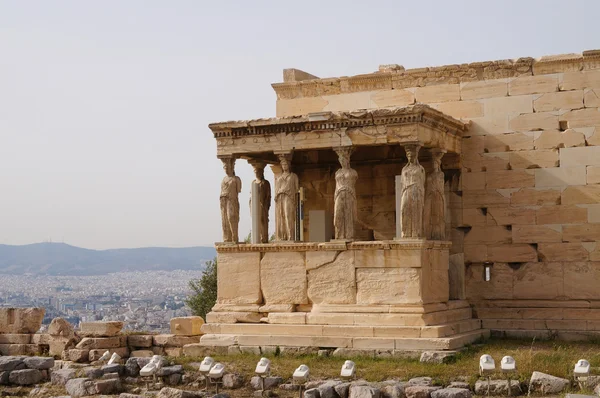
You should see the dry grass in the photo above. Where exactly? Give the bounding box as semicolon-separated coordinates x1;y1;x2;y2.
175;338;600;388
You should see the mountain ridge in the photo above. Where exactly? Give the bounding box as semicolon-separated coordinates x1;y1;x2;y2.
0;242;215;276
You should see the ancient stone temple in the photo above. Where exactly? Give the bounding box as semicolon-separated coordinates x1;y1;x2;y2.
203;50;600;352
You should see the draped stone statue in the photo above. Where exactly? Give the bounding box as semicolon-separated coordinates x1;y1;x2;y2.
274;153;298;241
400;144;426;238
219;157;241;243
250;162;271;243
334;147;358;240
424;150;446;240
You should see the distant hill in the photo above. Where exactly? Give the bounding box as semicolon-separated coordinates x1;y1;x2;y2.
0;242;216;275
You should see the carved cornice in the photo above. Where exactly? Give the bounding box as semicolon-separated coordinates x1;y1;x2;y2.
215;239;451;253
209;105;469;139
271;51;600;99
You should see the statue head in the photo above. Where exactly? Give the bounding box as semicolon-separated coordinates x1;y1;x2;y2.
405;144;420;165
278;154;291;173
432;151;444;170
221;158;235;177
254;165;265;180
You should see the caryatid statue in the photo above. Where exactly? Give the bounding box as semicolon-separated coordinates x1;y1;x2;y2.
424;150;447;240
250;161;271;243
219;157;242;243
400;144;426;238
274;153;298;241
334;147;358;240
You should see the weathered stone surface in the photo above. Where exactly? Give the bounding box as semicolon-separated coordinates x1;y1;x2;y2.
157;365;183;377
51;368;76;385
350;384;382;398
217;252;262;304
170;317;204;336
127;334;153;348
0;356;23;372
95;378;123;394
83;366;104;379
419;351;457;364
305;388;321;398
318;380;343;398
153;334;199;347
65;378;97;398
381;382;406;398
261;251;307;304
0;334;31;344
404;385;440;398
31;333;50;345
80;321;124;337
8;369;43;385
0;307;45;334
534;129;586;149
0;343;39;356
49;335;77;357
250;375;284;390
408;377;433;386
308;250;356;304
157;386;204;398
448;382;469;389
474;380;520;395
23;356;54;370
222;372;245;389
63;349;90;363
430;388;471;398
49;317;75;338
529;372;569;394
125;357;140;377
335;382;352;398
357;268;421;305
130;349;153;357
76;336;126;350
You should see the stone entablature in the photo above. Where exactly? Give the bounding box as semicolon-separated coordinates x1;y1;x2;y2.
209;105;469;158
272;50;600;100
216;240;451;252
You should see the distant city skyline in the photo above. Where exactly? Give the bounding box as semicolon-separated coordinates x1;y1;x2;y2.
1;1;599;249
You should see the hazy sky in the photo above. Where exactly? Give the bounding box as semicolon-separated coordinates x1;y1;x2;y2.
1;1;599;249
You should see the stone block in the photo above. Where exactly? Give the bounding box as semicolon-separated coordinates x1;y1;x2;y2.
563;224;600;242
79;321;123;337
461;172;485;190
484;133;534;152
562;185;600;204
307;250;356;304
276;97;327;117
564;262;600;300
431;100;484;119
324;91;371;112
260;251;307;304
534;90;584;112
462;135;484;157
170;317;204;336
509;149;559;169
217;251;262;304
0;308;44;334
31;333;49;345
538;243;589;261
51;368;76;386
512;225;562;243
484;94;533;116
560;146;600;167
23;356;54;369
0;334;31;344
464;153;510;172
127;334;153;348
589;205;600;223
76;336;126;350
529;371;569;394
509;111;559;132
463;208;486;226
89;347;129;361
164;347;183;357
560;108;600;128
468;114;509;136
536;205;587;224
49;335;76;357
371;89;415;108
487;244;538;262
513;262;563;300
464;189;511;207
460;79;508;100
130;349;153;357
485;169;535;189
8;369;43;386
560;70;600;90
152;334;200;347
0;344;38;355
486;207;535;225
182;343;228;357
48;317;75;338
588;166;600;184
511;188;561;205
464;226;511;245
509;74;558;95
534;166;587;187
534;129;586;149
63;349;89;363
415;84;460;103
267;312;306;324
356;268;422;305
585;89;600;107
464;244;487;263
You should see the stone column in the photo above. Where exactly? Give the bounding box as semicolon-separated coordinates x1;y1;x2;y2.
273;152;298;241
424;149;447;240
398;144;426;239
333;146;358;240
219;156;241;243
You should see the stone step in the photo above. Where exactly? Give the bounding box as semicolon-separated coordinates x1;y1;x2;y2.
199;329;489;351
475;306;600;321
204;318;481;339
490;329;600;342
482;318;600;332
0;344;40;356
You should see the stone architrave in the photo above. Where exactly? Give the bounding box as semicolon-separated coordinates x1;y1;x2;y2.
400;144;426;238
219;156;242;243
333;147;358;240
274;153;298;241
424;150;447;240
249;161;271;243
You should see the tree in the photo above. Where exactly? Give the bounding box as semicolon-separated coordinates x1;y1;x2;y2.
185;257;217;320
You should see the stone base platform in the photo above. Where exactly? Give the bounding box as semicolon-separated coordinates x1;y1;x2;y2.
201;300;488;351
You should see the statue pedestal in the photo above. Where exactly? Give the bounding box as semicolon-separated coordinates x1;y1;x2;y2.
202;240;487;353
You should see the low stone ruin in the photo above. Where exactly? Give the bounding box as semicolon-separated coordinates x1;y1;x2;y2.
0;307;46;355
0;355;54;386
